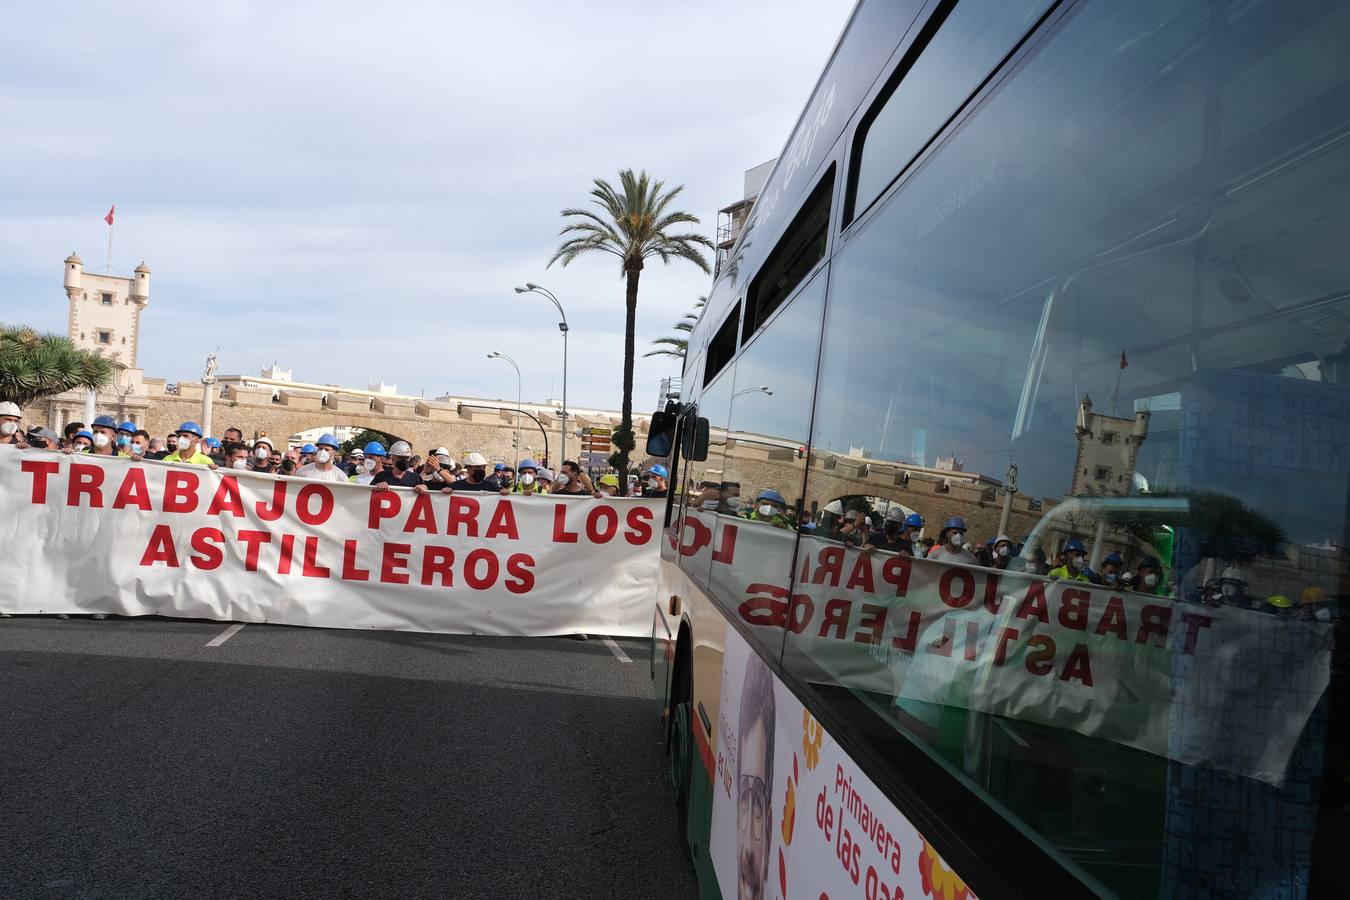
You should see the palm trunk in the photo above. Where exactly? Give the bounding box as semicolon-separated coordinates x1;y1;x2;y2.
619;267;641;496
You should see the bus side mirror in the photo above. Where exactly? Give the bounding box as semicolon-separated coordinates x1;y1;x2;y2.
646;411;677;458
691;417;710;461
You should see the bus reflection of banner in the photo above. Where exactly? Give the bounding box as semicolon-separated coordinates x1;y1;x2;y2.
673;510;1331;785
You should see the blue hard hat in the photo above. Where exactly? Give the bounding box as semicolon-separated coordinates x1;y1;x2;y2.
986;537;997;546
362;441;387;457
177;421;204;438
317;433;340;449
647;463;669;478
757;489;787;505
519;459;539;471
1140;555;1162;569
943;517;967;532
1064;538;1086;553
903;513;925;529
204;437;222;449
117;420;137;434
75;429;93;441
494;463;506;471
1104;552;1124;565
92;414;118;429
301;443;317;454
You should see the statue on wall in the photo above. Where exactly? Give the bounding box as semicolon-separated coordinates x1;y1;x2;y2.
203;352;219;383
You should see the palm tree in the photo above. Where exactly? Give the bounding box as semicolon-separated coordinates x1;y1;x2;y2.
0;324;112;406
549;169;713;493
644;296;707;361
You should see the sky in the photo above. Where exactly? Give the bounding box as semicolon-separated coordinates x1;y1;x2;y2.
0;0;854;412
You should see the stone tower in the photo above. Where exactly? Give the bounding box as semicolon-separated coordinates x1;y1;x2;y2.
64;252;150;368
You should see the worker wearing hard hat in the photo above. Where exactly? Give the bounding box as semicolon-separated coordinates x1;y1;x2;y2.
252;435;279;474
928;517;977;565
596;473;622;497
166;422;216;467
744;489;794;529
1127;556;1165;595
991;534;1017;570
86;415;126;457
512;459;545;495
296;434;349;483
450;452;504;492
355;442;386;485
865;508;919;554
642;464;670;498
1048;539;1093;582
372;440;421;488
0;400;23;446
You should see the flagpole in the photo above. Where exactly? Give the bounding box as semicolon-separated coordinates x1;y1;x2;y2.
105;211;114;274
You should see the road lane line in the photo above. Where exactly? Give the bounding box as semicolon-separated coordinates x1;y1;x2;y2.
205;623;246;647
602;637;632;663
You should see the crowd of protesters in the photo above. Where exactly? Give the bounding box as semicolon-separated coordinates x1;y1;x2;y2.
0;403;672;500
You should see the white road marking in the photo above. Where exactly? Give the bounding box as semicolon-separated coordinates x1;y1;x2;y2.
205;623;246;647
602;637;632;663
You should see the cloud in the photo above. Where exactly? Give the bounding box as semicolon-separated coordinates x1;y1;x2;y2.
0;0;853;411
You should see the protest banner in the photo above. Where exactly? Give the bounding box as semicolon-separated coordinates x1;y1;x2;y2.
0;447;660;636
672;510;1333;785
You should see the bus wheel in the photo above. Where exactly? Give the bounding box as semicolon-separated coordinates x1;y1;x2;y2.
668;695;693;853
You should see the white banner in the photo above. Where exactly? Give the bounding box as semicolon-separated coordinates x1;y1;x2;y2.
674;510;1333;785
711;627;976;900
0;447;661;636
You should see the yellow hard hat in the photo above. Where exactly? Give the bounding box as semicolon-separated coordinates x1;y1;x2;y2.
1266;594;1295;609
1300;586;1328;605
598;474;620;487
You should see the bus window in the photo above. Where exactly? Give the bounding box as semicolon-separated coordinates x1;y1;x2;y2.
708;270;827;655
677;370;734;591
847;0;1052;225
742;169;833;343
781;0;1350;896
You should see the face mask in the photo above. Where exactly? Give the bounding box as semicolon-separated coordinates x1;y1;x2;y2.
556;474;570;486
600;487;616;496
469;467;485;479
521;473;535;486
1070;554;1086;569
316;449;332;464
393;457;409;470
75;442;91;451
885;523;900;534
758;504;776;517
647;478;659;489
1220;584;1239;598
1143;573;1159;588
232;459;249;470
255;446;271;460
92;432;111;448
1104;572;1118;585
116;434;130;448
1;421;18;436
363;459;378;473
175;436;192;451
129;442;145;456
701;499;719;511
949;532;964;547
998;546;1011;558
724;497;741;511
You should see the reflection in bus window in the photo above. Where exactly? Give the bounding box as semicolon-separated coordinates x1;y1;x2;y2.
708;272;827;654
777;1;1349;896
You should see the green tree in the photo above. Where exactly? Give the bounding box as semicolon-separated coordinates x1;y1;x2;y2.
339;428;400;457
549;169;713;493
643;296;706;360
0;324;113;406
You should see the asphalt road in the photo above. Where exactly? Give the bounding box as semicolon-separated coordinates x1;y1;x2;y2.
0;617;696;899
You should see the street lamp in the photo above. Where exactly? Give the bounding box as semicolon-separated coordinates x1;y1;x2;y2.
487;351;522;469
515;283;569;466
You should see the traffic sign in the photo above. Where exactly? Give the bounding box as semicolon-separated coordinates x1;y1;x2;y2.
582;451;611;466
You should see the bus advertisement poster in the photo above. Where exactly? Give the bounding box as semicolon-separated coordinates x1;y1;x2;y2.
710;626;975;900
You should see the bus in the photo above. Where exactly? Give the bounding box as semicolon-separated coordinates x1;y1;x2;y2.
646;0;1349;897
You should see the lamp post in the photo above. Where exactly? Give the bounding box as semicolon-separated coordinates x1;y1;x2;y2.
515;283;568;467
487;351;522;469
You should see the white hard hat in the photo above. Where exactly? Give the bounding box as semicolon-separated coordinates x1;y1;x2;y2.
464;451;488;466
389;440;413;456
994;534;1013;546
885;507;906;523
1220;566;1248;583
433;446;450;457
823;499;843;515
0;401;20;417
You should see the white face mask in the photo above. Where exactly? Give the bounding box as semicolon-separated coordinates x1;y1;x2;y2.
130;442;145;456
646;478;659;489
93;432;111;448
255;446;271;460
363;458;378;473
0;421;16;436
520;472;535;486
1143;573;1159;587
556;474;570;486
701;499;719;511
949;532;964;547
758;504;776;517
316;449;332;464
231;459;250;470
1104;572;1118;584
997;545;1011;557
724;496;741;511
1221;583;1239;598
175;436;193;451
